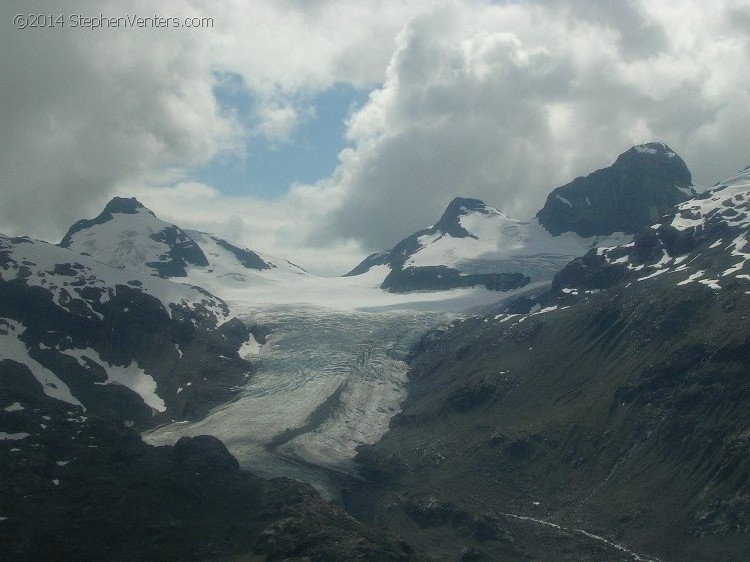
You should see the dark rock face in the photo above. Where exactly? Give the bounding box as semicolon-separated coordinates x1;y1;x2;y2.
214;238;272;270
537;142;694;236
550;249;629;293
382;266;529;293
217;316;252;347
343;251;390;277
146;224;209;277
432;197;488;239
0;380;415;561
0;235;248;429
348;280;750;561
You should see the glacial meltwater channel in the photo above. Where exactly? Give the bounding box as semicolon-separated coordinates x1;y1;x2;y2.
144;306;455;500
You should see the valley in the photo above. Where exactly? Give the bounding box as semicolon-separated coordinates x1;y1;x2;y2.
2;145;750;560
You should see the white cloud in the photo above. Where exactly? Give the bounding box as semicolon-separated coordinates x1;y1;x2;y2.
0;0;417;244
252;101;314;145
319;0;750;250
0;0;240;240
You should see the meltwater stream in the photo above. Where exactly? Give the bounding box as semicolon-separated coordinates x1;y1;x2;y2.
144;306;453;500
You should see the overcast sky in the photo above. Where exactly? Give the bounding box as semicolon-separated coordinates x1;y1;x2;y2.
2;0;749;275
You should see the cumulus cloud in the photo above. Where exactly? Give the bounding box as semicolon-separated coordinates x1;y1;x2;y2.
319;0;750;251
0;0;414;243
0;0;238;240
252;100;314;145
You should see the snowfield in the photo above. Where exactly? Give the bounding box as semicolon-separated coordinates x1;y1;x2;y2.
405;212;631;281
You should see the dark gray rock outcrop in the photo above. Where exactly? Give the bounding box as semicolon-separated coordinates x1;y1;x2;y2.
537;142;694;236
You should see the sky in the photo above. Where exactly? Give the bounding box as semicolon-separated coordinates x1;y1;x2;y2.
1;0;749;275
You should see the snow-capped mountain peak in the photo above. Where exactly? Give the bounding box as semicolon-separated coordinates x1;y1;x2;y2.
59;197;208;277
431;197;504;239
632;141;678;158
346;143;696;293
550;164;750;297
60;196;156;246
346;196;630;293
58;197;306;283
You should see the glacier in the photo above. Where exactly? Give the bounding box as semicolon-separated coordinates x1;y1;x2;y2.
144;303;457;500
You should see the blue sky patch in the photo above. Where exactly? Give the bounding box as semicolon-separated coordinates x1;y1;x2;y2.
195;75;369;198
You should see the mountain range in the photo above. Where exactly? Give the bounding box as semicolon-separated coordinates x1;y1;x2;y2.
2;142;749;560
346;142;696;293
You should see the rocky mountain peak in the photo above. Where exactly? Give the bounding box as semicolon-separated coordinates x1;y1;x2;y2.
58;196;209;277
434;197;491;239
101;196;152;216
625;141;679;159
440;197;489;218
613;142;692;183
536;141;694;237
59;196;154;248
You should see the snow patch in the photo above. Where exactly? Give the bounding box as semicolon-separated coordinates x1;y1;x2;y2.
0;432;30;441
4;402;24;412
239;333;261;358
671;214;704;230
0;319;83;408
60;348;165;412
723;260;746;276
678;271;705;285
637;269;669;281
494;314;519;323
699;278;721;290
531;306;558;316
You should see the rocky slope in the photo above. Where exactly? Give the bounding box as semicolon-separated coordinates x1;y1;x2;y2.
547;165;750;299
0;232;255;428
0;201;421;560
347;166;750;561
347;143;693;293
0;382;414;561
